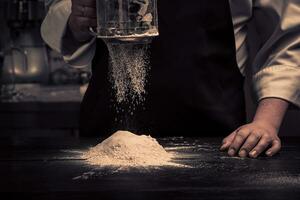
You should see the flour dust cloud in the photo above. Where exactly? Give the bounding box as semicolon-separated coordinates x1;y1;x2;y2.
107;43;150;104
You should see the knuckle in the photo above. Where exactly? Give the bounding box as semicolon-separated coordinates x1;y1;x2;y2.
254;146;263;153
275;136;281;142
274;139;282;147
260;139;270;146
242;142;253;151
241;146;251;153
259;141;269;149
247;136;258;144
229;142;235;148
236;131;246;139
262;134;273;142
230;141;238;148
229;143;238;150
238;125;248;130
251;132;261;139
278;140;282;147
263;137;271;143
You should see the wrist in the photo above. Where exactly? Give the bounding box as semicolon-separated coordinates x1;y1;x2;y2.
252;98;289;133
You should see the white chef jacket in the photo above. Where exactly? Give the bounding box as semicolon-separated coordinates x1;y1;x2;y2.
41;0;300;107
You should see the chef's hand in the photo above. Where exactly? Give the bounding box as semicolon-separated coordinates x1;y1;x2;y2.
68;0;97;42
220;122;281;158
220;98;289;158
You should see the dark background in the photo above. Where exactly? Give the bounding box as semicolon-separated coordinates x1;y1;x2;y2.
0;0;299;137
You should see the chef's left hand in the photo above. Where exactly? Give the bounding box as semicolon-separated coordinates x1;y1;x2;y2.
220;98;289;158
220;122;281;158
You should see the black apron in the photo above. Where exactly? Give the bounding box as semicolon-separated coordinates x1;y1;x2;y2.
80;0;246;137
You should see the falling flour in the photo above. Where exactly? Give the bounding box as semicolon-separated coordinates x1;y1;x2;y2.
107;43;149;104
83;131;182;168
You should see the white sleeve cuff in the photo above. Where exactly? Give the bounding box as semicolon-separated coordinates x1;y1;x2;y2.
41;0;96;68
63;38;97;68
41;0;72;53
253;65;300;108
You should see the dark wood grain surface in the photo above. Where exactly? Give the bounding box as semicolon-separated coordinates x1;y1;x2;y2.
0;136;299;200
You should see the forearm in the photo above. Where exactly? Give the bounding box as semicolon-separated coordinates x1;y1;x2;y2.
253;98;289;132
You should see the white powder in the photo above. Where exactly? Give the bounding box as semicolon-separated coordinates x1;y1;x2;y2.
83;131;182;167
107;43;149;104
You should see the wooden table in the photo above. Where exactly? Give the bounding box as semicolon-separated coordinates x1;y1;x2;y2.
0;136;299;200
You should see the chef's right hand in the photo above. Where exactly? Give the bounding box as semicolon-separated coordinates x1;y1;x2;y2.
68;0;97;42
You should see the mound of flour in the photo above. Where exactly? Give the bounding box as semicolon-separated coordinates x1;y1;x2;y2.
83;131;175;167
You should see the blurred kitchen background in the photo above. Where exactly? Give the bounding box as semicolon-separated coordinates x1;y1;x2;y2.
0;0;299;137
0;0;91;137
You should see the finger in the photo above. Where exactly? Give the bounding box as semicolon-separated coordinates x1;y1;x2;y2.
228;129;251;156
132;0;148;6
73;0;96;7
76;17;97;31
249;136;272;158
133;0;148;4
73;4;97;18
220;131;236;151
238;132;261;157
265;139;281;157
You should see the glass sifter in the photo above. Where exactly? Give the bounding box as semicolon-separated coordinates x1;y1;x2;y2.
90;0;159;43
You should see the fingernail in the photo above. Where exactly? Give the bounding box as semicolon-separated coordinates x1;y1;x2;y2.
250;150;257;158
266;151;272;156
239;150;247;157
228;148;235;156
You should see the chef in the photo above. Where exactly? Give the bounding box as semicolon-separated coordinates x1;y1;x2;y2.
41;0;300;158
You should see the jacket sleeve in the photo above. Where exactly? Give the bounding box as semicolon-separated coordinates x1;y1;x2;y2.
250;0;300;107
41;0;96;68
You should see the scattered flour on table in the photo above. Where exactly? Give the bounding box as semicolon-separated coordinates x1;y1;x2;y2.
83;131;183;168
250;173;300;186
107;43;149;104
